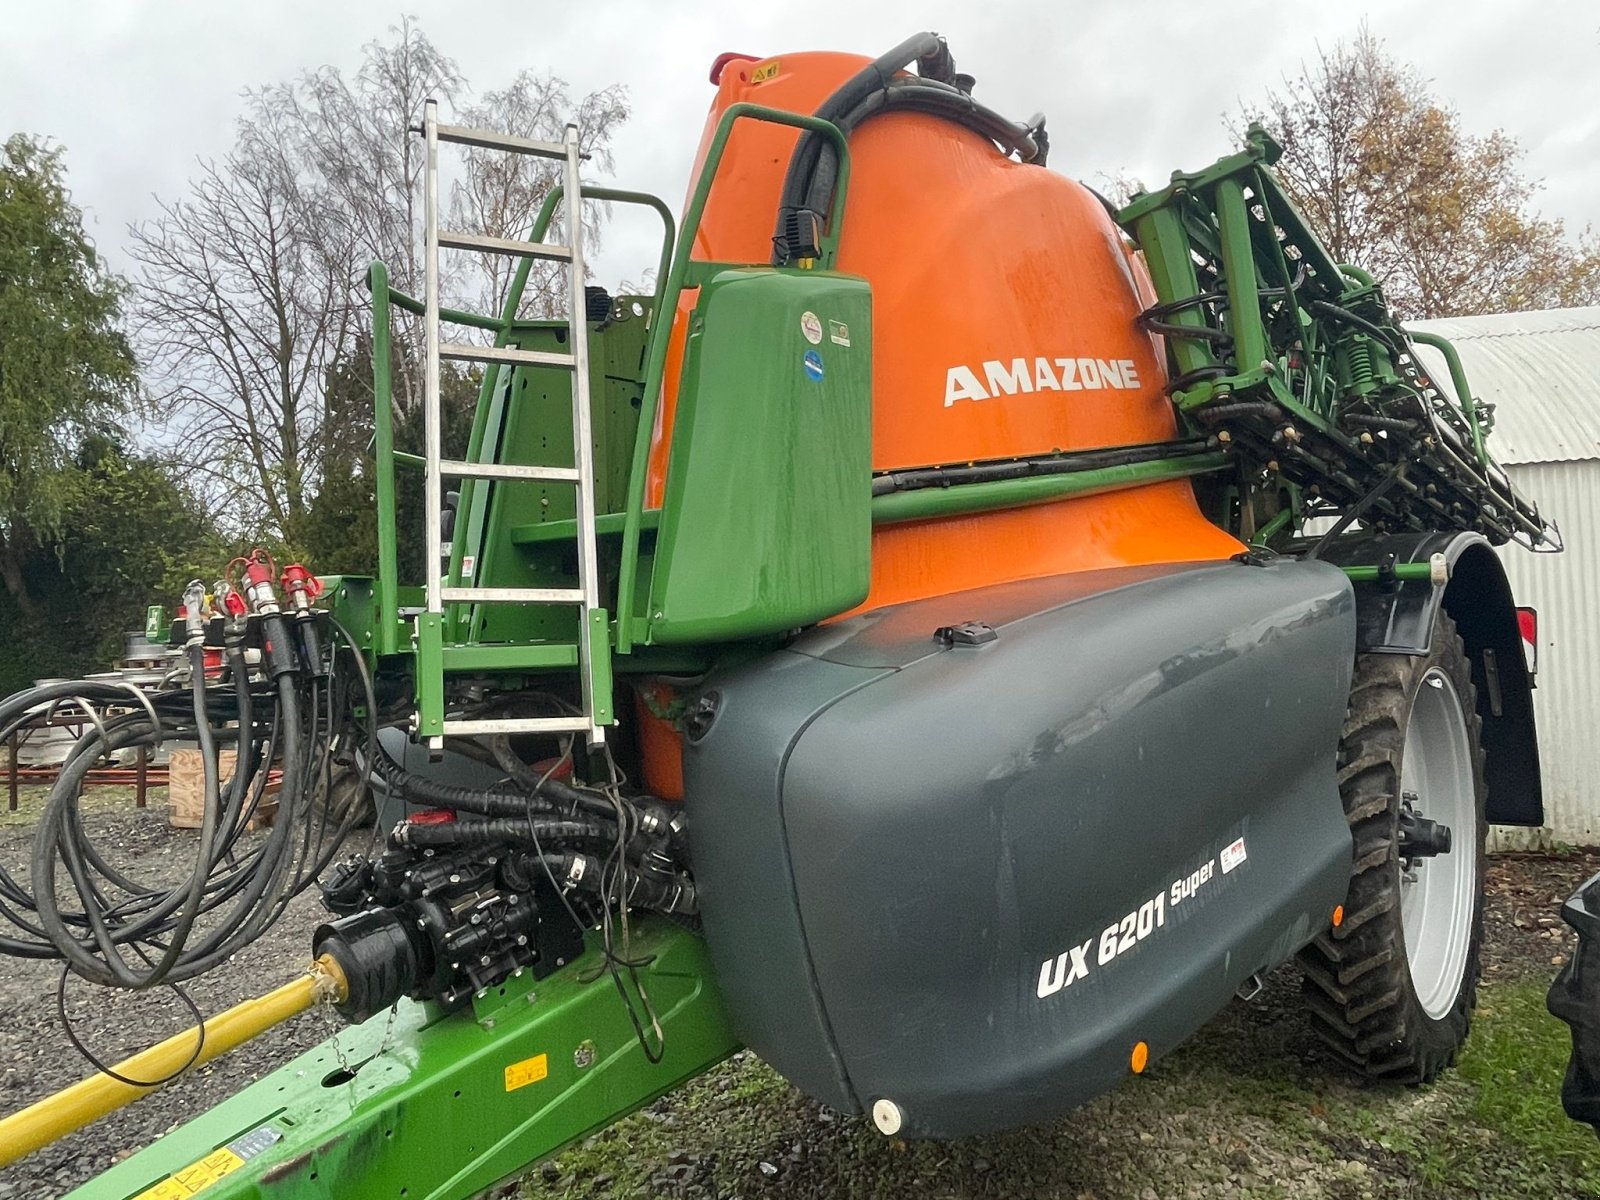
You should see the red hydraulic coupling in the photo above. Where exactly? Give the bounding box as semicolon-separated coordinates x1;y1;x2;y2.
214;579;248;620
280;563;323;614
241;551;281;614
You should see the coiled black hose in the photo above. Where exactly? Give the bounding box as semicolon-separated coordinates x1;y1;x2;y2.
3;619;367;988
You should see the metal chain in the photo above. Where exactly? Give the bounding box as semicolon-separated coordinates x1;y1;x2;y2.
375;1001;401;1059
330;1025;353;1082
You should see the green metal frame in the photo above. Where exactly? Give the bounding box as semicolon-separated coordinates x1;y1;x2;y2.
68;919;738;1200
1115;124;1549;551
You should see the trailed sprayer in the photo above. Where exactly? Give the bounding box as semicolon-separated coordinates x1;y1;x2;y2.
6;33;1596;1198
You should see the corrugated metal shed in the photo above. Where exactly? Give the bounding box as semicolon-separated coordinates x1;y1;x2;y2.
1408;308;1600;845
1488;462;1600;846
1408;306;1600;465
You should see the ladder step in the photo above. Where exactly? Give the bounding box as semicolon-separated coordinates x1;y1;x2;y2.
435;123;568;160
438;230;572;261
441;716;592;736
439;342;575;370
438;459;581;483
440;586;585;604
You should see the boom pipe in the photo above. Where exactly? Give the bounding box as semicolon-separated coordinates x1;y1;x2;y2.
869;453;1233;526
0;958;345;1168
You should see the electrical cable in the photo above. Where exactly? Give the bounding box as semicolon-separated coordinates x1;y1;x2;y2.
54;965;206;1089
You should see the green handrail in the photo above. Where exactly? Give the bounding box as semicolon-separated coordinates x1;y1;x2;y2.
368;261;400;656
456;185;678;487
381;287;504;331
1406;329;1487;466
446;185;677;639
370;107;848;662
367;186;677;656
614;103;853;652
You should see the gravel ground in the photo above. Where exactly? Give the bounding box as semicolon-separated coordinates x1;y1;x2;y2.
1;784;1595;1200
0;788;345;1198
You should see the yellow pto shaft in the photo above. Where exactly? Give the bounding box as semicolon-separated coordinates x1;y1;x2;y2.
0;957;345;1168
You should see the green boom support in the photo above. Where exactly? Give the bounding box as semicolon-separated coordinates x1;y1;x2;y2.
1115;124;1552;551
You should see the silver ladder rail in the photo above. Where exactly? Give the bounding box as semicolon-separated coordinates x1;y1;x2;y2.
421;98;609;746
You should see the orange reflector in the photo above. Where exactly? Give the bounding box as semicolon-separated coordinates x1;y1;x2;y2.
1130;1041;1149;1074
1332;905;1345;928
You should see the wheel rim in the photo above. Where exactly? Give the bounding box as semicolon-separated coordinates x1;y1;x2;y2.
1399;667;1477;1021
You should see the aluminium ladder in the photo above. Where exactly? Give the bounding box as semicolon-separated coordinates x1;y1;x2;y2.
418;98;610;748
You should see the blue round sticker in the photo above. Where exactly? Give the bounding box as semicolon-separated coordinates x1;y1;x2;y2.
802;349;824;382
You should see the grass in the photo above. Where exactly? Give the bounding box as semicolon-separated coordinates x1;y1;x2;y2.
1458;978;1600;1192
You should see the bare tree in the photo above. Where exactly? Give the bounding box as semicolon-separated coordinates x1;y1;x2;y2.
1235;27;1600;319
240;16;463;421
130;138;349;537
129;20;629;543
449;75;629;319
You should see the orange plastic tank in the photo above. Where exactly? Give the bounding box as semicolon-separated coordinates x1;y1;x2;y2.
648;51;1242;610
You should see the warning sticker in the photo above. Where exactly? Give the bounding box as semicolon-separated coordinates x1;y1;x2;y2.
752;60;781;82
1220;836;1249;875
828;319;851;347
133;1126;282;1199
799;311;823;345
505;1052;550;1092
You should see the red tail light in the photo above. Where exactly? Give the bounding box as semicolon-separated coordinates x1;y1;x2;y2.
1517;606;1538;681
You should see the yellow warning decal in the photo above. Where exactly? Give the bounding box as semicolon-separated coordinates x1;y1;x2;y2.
504;1052;550;1092
752;60;781;82
131;1125;282;1199
132;1148;245;1199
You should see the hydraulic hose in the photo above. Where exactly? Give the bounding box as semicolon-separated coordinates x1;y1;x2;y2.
366;738;628;824
872;438;1219;496
509;850;699;916
8;608;363;988
772;32;1043;263
776;31;944;232
392;816;619;850
30;646;223;988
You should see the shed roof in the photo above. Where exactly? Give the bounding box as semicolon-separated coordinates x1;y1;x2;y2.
1406;306;1600;466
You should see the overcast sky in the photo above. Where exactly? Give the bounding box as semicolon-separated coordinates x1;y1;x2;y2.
5;1;1598;290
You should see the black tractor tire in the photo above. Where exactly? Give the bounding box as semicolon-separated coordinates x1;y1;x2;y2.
1299;610;1488;1083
